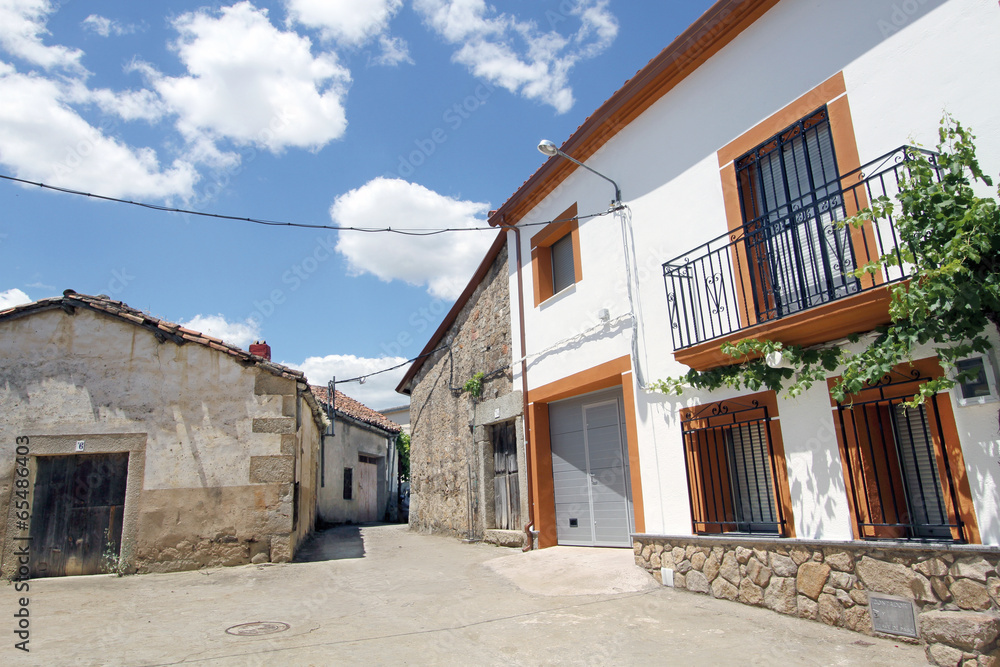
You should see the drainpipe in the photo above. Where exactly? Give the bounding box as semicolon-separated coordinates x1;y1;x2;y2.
509;223;535;551
466;394;480;542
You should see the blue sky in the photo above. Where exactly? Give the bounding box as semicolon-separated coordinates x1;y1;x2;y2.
0;0;715;409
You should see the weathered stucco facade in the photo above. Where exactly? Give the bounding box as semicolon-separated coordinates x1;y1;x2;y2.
311;387;401;525
399;235;528;547
0;292;326;577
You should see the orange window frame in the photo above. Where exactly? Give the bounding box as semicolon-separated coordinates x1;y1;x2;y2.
716;71;883;330
679;390;796;538
827;357;981;544
530;203;582;307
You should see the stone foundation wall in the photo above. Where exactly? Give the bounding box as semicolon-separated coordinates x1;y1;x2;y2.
633;535;1000;666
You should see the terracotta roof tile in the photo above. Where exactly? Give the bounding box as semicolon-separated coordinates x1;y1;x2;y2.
310;385;401;435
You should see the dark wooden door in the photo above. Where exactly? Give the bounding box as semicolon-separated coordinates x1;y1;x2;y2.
29;453;129;578
491;422;520;530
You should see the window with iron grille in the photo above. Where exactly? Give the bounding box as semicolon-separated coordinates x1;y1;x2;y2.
735;107;858;321
834;370;967;542
681;398;787;536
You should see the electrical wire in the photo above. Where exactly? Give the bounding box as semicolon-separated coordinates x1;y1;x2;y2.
332;345;448;385
0;174;625;389
0;173;622;235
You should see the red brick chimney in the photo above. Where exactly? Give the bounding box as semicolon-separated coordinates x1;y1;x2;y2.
249;340;271;360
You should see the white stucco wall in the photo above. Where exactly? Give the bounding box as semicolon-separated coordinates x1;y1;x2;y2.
509;0;1000;544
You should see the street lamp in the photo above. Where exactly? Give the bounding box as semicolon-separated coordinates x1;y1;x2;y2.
537;139;622;205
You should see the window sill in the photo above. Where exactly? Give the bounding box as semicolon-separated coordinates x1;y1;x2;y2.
537;282;578;309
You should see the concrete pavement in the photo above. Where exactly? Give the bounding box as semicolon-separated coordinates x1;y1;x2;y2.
4;524;925;665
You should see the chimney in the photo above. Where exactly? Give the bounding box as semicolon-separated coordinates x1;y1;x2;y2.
249;340;271;361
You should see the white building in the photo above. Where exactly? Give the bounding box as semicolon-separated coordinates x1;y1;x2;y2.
484;0;1000;652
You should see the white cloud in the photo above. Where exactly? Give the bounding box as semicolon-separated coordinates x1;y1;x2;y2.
0;69;198;198
0;2;196;198
331;178;495;300
0;288;31;309
286;0;402;46
414;0;617;113
373;34;412;66
81;14;136;38
64;80;166;123
283;353;409;410
180;313;261;350
0;0;84;71
147;2;351;154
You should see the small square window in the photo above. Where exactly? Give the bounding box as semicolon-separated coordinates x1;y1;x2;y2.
530;203;581;306
952;355;999;406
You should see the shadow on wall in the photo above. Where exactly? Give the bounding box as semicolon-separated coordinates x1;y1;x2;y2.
613;0;950;205
967;436;1000;545
293;524;366;562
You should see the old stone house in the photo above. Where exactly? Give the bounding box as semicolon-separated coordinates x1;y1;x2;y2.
396;232;529;548
0;290;327;577
310;386;401;524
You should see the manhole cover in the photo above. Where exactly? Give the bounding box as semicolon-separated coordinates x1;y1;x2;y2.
225;622;290;636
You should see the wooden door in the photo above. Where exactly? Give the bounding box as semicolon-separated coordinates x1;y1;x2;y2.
357;460;379;522
29;453;129;578
491;422;520;530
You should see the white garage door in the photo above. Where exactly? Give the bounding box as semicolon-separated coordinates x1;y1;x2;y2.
549;390;632;547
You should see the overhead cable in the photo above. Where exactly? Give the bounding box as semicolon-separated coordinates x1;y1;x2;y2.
333;345;448;385
0;173;622;235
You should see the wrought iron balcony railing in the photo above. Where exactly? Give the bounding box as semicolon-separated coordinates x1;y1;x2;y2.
663;146;941;351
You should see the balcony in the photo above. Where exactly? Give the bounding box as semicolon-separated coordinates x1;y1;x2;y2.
663;146;940;367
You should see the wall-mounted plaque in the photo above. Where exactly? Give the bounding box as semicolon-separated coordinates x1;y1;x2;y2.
869;593;918;638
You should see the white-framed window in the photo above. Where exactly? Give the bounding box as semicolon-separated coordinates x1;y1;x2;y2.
952;353;999;406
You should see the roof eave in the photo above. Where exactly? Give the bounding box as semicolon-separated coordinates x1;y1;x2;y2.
486;0;779;229
395;229;508;395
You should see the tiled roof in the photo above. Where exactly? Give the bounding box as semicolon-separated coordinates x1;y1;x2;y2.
311;385;401;436
0;289;330;431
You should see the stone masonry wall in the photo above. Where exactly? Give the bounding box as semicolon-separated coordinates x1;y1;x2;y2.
633;535;1000;666
408;239;514;539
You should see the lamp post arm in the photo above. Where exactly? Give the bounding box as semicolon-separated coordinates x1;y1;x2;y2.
554;149;622;204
